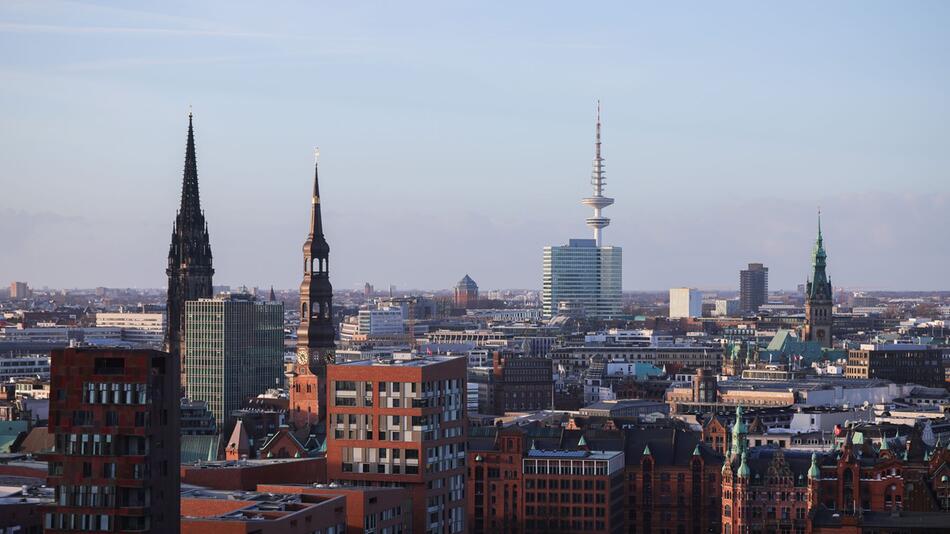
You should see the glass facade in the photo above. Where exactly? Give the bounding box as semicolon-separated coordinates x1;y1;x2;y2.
184;295;284;427
542;239;622;319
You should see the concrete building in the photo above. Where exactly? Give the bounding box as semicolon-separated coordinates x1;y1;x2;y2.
714;299;741;317
739;263;768;313
42;348;180;533
94;311;165;349
185;294;284;428
338;308;403;342
845;343;944;387
542;104;622;320
453;275;478;309
0;353;49;381
257;484;413;534
8;282;30;300
326;355;467;533
669;287;702;319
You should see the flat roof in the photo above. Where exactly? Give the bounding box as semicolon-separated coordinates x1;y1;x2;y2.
337;355;461;367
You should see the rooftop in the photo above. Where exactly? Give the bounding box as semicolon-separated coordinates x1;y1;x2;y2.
337;355;461;367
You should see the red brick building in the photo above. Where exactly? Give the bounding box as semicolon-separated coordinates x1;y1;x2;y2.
466;421;723;534
180;489;346;533
42;348;179;533
258;484;412;534
326;355;467;534
180;456;326;491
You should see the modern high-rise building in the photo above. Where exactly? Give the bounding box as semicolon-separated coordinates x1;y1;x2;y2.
669;287;702;318
166;113;214;390
326;355;467;534
802;214;833;348
541;103;622;319
339;307;404;342
289;150;336;430
453;274;478;309
43;348;180;533
184;293;284;428
739;263;768;313
542;239;622;319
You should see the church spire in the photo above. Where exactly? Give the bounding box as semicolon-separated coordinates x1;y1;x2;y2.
179;112;202;221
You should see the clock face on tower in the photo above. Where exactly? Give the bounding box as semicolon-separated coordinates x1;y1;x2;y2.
296;349;310;367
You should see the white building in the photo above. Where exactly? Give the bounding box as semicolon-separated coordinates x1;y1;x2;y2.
714;299;740;317
339;307;404;342
95;311;165;348
0;354;50;381
669;288;702;319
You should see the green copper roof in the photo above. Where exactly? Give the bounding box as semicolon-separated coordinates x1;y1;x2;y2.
643;444;652;456
738;452;750;478
693;444;702;456
318;438;327;453
852;432;864;446
880;437;890;451
578;435;587;448
808;452;820;479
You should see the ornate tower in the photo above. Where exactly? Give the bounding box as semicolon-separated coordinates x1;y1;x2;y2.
166;113;214;390
289;149;335;428
803;212;833;348
581;100;614;246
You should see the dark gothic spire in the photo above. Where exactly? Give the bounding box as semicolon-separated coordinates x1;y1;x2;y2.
179;112;202;222
305;149;330;258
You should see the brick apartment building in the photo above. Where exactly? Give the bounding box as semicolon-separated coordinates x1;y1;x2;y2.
180;488;346;533
326;355;467;534
42;348;180;532
258;484;412;534
490;350;553;414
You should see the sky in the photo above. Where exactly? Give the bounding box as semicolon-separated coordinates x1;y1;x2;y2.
1;1;948;292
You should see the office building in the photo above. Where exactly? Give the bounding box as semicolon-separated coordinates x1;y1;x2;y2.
339;308;404;342
166;113;214;389
669;287;702;319
541;104;622;319
739;263;768;313
845;344;944;387
453;275;479;309
184;294;284;428
95;312;165;349
326;355;467;534
43;348;180;533
289;151;336;430
9;282;30;300
714;298;741;317
802;214;833;348
491;350;553;414
542;240;622;319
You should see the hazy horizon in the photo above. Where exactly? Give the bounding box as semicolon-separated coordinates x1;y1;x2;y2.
2;2;948;292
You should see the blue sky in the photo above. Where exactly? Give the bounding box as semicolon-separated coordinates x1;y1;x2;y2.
1;1;948;291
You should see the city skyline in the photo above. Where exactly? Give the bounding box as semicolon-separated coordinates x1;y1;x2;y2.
2;2;948;291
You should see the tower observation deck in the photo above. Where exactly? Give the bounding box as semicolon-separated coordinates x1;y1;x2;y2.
581;101;614;246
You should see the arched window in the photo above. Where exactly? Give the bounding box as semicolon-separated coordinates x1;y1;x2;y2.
724;504;732;517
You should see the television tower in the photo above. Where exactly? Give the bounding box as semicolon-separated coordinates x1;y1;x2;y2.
581;100;614;246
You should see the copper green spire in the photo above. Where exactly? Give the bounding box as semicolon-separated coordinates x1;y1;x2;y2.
808;452;820;479
738;452;750;478
808;209;832;300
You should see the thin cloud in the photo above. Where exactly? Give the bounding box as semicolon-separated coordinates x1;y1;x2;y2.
0;22;306;40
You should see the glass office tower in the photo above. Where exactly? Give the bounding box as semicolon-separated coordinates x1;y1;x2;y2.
184;293;284;428
542;239;622;319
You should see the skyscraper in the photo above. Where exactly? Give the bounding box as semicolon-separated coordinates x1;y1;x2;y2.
166;113;214;390
802;213;833;348
739;263;768;313
541;103;622;319
43;348;180;533
184;293;284;428
289;150;336;429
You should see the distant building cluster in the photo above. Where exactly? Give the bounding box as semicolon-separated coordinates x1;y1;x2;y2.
1;110;948;534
